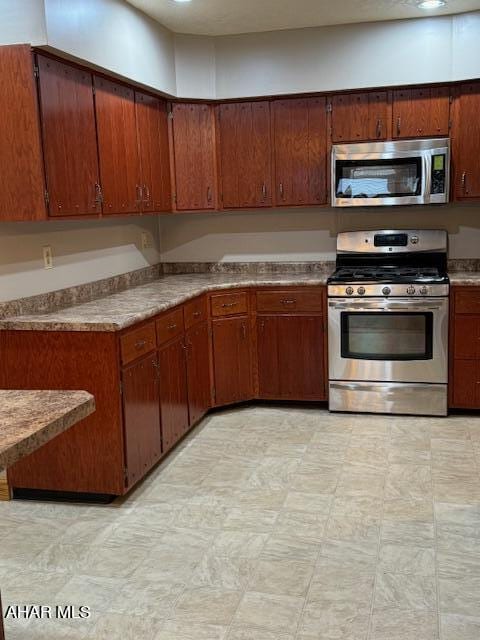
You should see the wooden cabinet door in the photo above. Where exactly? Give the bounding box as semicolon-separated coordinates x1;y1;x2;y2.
453;316;480;359
392;86;450;138
212;316;252;405
331;92;388;143
186;321;211;426
94;76;141;213
158;335;189;452
218;101;272;208
273;97;327;206
172;103;216;210
257;315;325;400
122;354;162;487
37;55;100;217
135;92;171;212
0;45;46;221
452;360;480;408
453;83;480;200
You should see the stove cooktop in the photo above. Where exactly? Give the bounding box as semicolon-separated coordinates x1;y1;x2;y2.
327;266;449;285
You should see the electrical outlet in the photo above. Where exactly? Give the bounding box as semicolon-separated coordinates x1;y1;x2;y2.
43;245;53;269
141;231;151;250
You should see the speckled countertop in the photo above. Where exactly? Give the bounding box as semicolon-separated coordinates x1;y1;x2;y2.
0;271;478;333
0;390;95;471
0;272;331;332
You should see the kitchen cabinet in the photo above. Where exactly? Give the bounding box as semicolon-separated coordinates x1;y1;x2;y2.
135;91;171;212
94;76;141;214
186;321;212;425
171;102;217;210
452;82;480;200
218;101;272;208
331;91;389;143
256;288;326;400
122;354;162;487
212;316;253;405
450;287;480;409
273;97;327;206
158;334;190;452
37;55;101;216
0;45;46;221
392;86;450;139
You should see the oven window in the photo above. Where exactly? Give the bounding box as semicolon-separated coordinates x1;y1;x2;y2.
335;157;422;199
341;312;433;360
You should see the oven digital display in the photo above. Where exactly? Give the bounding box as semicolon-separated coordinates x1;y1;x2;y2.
374;234;408;247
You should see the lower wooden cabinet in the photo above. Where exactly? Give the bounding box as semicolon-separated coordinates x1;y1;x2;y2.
212;316;253;405
186;321;212;425
450;286;480;409
158;334;189;452
257;315;326;400
122;354;162;487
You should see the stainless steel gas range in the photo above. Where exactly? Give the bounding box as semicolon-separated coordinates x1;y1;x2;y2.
327;229;449;417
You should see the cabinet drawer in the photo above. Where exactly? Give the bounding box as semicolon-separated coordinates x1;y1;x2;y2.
211;292;248;317
256;289;323;313
455;290;480;314
120;322;156;365
156;308;184;345
184;296;208;329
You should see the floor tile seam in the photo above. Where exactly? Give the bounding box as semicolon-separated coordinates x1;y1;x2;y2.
365;423;391;640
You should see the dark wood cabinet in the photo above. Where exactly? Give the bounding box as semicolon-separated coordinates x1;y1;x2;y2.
186;321;212;425
158;335;189;452
171;102;217;210
218;101;272;208
122;354;162;487
212;316;253;405
94;76;141;214
273;97;327;206
331;91;389;143
450;287;480;409
135;92;171;212
37;55;101;216
452;82;480;200
0;45;46;221
257;315;325;400
392;86;450;139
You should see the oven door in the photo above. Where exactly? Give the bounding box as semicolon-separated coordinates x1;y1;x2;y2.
328;297;448;383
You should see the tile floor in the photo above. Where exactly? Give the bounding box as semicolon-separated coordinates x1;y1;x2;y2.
1;405;480;639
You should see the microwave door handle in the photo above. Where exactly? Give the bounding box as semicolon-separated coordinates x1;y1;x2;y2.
423;153;432;204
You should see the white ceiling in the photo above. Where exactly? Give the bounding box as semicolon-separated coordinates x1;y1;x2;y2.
127;0;480;36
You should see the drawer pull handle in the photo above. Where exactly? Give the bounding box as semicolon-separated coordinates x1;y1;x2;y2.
193;311;201;317
221;302;238;308
167;323;177;330
135;340;147;349
281;299;296;304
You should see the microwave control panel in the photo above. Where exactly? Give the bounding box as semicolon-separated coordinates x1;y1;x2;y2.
431;154;447;194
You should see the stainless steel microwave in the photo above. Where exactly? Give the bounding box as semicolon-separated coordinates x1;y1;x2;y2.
331;138;450;207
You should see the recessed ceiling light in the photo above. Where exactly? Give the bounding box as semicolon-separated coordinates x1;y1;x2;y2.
173;0;192;3
417;0;446;9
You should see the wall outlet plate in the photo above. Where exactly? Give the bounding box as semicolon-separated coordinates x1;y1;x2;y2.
43;246;53;269
141;231;151;250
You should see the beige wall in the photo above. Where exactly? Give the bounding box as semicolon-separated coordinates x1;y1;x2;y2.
0;217;160;302
158;205;480;263
0;0;47;46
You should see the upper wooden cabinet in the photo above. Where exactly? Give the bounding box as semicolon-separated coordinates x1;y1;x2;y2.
392;86;450;138
37;55;101;217
94;76;141;214
218;101;272;208
273;97;327;206
135;92;171;212
0;45;46;221
171;103;217;210
331;91;389;143
452;82;480;200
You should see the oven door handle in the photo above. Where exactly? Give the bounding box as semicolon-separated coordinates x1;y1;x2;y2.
328;300;446;312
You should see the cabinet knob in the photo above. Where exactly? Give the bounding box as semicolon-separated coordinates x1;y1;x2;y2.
135;340;146;349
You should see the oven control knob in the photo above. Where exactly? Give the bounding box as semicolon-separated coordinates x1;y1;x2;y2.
406;285;416;295
419;286;428;295
410;235;419;244
345;286;354;296
382;286;391;296
357;286;366;296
